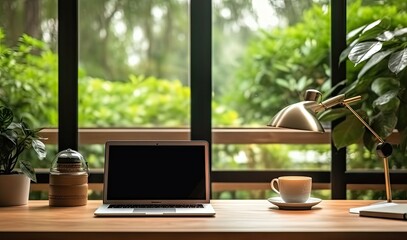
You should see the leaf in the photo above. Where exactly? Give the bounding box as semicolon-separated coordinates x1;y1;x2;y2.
376;31;394;41
32;139;46;159
388;49;407;74
358;19;390;41
345;78;374;97
393;27;407;37
332;114;365;149
362;19;382;34
348;41;382;64
372;91;400;113
346;25;366;41
318;108;348;122
0;106;13;131
358;49;395;79
371;112;398;139
371;77;399;96
339;46;352;64
20;160;37;182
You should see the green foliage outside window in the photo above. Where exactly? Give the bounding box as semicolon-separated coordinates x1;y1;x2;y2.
1;0;407;200
229;0;407;167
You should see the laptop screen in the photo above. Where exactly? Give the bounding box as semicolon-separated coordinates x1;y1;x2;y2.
105;141;208;202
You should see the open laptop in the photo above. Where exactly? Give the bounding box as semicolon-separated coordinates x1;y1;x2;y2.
94;140;216;216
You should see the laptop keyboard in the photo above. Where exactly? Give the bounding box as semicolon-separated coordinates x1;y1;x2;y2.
108;204;204;209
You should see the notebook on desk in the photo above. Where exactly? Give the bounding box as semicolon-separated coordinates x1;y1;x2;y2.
359;203;407;220
94;140;216;217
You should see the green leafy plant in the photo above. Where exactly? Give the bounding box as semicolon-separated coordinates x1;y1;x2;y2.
0;106;46;182
319;18;407;153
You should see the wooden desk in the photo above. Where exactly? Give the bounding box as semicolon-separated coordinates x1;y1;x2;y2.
1;200;407;240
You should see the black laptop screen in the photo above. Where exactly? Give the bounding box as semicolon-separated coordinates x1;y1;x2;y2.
106;144;207;200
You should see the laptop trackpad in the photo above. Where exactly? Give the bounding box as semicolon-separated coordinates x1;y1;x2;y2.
133;208;176;214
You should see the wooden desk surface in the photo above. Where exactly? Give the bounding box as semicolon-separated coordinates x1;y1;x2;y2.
1;200;407;240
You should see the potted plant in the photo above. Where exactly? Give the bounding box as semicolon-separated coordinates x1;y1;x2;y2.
0;105;46;206
319;18;407;158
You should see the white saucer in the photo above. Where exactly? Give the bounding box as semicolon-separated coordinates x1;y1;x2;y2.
268;197;322;210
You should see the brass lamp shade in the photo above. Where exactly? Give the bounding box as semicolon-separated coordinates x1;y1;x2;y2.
267;101;325;132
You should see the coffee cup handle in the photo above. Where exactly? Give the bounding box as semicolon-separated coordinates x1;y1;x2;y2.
270;178;280;195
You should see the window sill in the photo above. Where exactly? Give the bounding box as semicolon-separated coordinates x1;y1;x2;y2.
39;128;400;145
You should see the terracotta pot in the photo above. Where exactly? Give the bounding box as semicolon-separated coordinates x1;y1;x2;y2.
0;174;30;207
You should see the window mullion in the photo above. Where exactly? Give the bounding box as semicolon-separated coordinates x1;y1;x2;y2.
58;0;79;151
330;0;347;199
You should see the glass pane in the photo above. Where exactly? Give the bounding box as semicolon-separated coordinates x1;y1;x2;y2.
213;189;330;200
0;0;58;127
212;0;331;128
78;0;190;128
212;144;331;171
345;0;407;173
0;0;58;173
212;0;331;170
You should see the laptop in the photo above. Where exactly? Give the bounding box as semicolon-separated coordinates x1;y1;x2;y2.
94;140;216;216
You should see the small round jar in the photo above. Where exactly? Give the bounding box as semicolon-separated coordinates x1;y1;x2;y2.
49;149;89;207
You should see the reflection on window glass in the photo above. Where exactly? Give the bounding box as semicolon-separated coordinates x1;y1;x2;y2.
78;0;190;128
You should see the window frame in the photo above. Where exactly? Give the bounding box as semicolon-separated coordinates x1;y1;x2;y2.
39;0;407;199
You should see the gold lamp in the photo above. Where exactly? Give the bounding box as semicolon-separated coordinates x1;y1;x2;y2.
268;89;404;216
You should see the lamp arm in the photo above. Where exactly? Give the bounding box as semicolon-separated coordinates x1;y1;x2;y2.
319;94;384;144
302;90;393;202
343;102;393;203
342;102;384;144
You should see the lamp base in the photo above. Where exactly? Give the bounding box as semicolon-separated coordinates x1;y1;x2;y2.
349;201;397;214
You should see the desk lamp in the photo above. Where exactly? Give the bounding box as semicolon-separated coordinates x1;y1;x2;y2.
268;89;402;214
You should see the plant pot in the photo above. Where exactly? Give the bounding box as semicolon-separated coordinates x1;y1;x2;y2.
0;174;30;207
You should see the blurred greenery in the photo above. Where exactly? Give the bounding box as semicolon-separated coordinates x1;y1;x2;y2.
1;0;406;201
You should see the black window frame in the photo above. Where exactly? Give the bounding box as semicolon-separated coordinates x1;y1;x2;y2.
45;0;407;199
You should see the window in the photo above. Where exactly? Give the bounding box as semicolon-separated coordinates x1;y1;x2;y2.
2;0;406;200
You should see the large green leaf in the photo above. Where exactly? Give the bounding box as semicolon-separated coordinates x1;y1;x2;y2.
318;108;348;122
332;114;365;149
376;31;394;41
345;78;374;97
349;41;383;64
0;106;13;131
358;19;390;41
346;25;366;41
388;49;407;74
371;112;398;139
371;77;400;96
393;27;407;37
340;45;354;64
372;91;400;113
358;49;395;79
20;160;37;182
32;139;46;159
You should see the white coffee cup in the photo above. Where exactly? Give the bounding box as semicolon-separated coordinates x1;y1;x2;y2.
270;176;312;203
